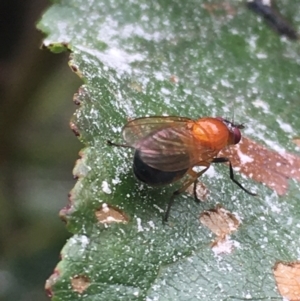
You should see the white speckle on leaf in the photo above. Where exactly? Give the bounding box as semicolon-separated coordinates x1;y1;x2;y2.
153;204;164;213
102;181;112;194
68;235;90;254
154;71;164;81
248;35;258;51
276;119;293;133
112;177;121;185
161;87;171;95
265;193;281;213
256;52;268;59
102;203;109;213
204;165;216;178
236;147;254;164
220;79;232;88
77;45;145;74
148;221;155;230
79;235;89;249
252;99;269;113
183;88;192;95
230;28;239;35
137;218;143;232
287;217;293;225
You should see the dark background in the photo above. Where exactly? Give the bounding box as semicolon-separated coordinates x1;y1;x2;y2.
0;1;82;300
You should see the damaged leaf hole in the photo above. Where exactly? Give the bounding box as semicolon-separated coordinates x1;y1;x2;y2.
69;61;83;77
95;203;129;224
273;261;300;301
200;204;240;255
70;121;80;137
71;274;91;294
186;181;209;201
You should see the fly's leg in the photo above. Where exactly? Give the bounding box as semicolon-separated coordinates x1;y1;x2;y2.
193;179;200;203
107;140;134;149
212;157;257;196
164;163;210;222
187;169;201;203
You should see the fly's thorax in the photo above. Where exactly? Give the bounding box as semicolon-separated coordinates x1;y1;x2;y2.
191;118;230;150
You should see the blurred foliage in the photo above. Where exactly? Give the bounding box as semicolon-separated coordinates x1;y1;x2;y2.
0;0;81;300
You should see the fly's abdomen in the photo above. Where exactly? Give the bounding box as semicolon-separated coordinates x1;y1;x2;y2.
133;150;188;186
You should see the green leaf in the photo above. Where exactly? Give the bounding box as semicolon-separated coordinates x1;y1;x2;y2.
38;1;300;300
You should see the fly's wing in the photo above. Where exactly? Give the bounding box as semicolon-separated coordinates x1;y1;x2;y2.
122;116;191;146
133;122;217;172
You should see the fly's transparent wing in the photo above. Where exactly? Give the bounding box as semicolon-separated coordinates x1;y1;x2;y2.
135;125;218;172
122;116;191;146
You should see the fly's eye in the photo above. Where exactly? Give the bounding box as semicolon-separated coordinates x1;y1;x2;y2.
233;127;241;144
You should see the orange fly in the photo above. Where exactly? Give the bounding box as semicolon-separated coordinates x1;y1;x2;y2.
108;116;256;221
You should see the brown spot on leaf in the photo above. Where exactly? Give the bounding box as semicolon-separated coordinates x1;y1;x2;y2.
292;138;300;147
202;2;236;16
273;261;300;300
200;204;240;237
68;61;83;77
95;203;129;224
186;181;209;201
59;203;73;223
129;81;143;93
73;87;88;105
220;136;300;196
71;275;90;294
170;75;179;83
70;121;80;137
45;269;60;297
73;94;81;106
200;204;240;254
70;64;78;72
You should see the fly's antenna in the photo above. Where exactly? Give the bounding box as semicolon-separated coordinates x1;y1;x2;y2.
232;94;236;125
